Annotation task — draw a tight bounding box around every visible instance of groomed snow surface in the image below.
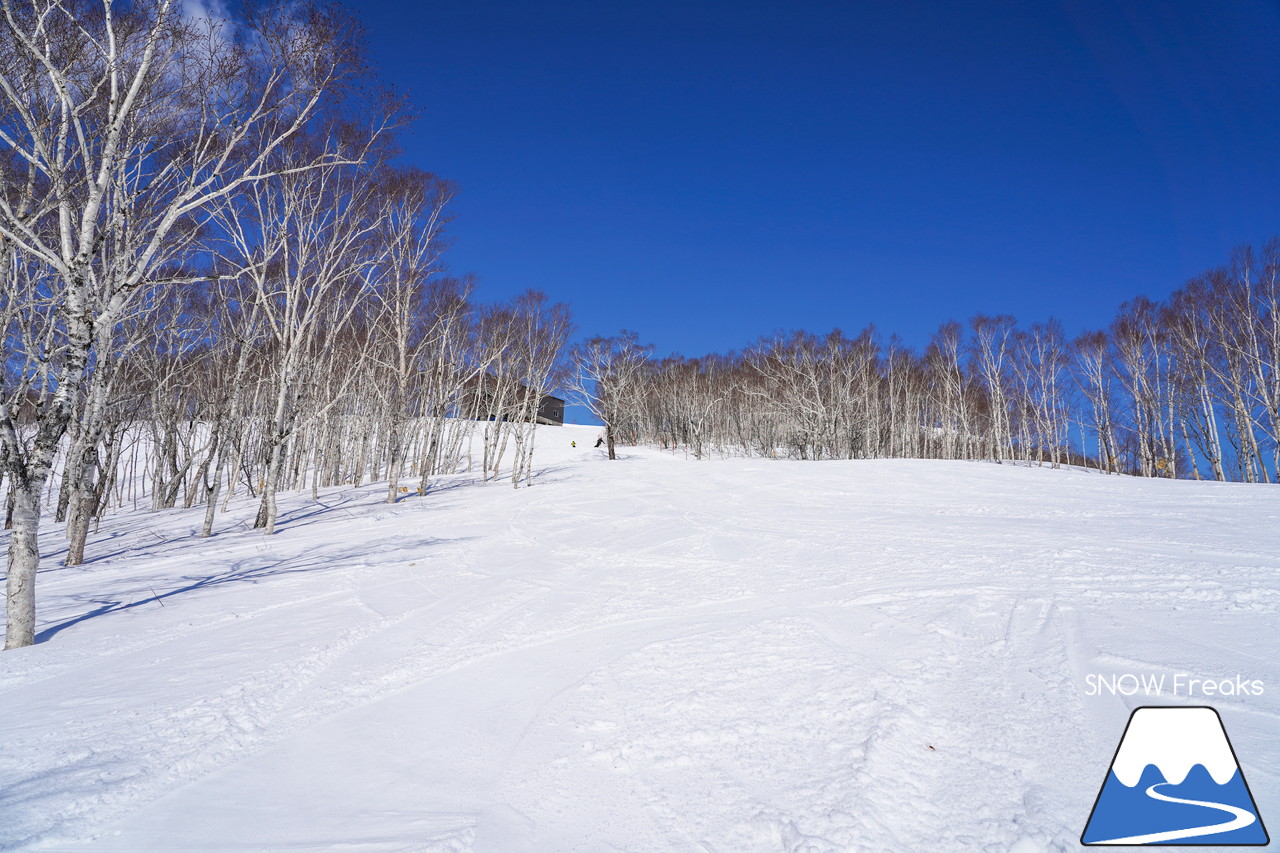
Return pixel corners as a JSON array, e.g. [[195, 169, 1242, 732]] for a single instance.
[[2, 424, 1278, 852]]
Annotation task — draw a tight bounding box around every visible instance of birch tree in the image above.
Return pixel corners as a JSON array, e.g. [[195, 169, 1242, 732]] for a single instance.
[[570, 332, 652, 460], [365, 168, 452, 503], [216, 143, 388, 534]]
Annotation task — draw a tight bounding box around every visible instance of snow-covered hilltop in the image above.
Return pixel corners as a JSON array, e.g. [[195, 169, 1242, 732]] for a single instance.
[[2, 428, 1278, 851]]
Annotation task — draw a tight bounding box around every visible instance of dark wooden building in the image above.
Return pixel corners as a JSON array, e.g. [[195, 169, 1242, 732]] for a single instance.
[[459, 374, 566, 425], [536, 395, 565, 426]]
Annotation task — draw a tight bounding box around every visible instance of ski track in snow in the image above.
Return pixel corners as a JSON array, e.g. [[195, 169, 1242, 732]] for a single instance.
[[1, 429, 1278, 852]]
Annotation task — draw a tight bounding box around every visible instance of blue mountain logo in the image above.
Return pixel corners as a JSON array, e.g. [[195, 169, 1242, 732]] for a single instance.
[[1082, 706, 1269, 845]]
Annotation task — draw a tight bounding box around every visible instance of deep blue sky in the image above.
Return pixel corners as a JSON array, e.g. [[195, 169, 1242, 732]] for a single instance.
[[349, 0, 1280, 359]]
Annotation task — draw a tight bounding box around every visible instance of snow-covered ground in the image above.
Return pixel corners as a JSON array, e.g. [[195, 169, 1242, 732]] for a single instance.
[[2, 424, 1278, 852]]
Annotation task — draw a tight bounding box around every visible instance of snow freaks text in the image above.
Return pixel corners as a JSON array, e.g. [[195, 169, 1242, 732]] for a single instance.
[[1084, 673, 1265, 698]]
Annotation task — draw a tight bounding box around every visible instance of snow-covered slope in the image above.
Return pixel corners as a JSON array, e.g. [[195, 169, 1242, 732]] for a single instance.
[[2, 429, 1278, 852]]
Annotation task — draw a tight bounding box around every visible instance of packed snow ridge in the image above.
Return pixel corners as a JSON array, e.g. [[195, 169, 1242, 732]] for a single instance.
[[2, 425, 1278, 852]]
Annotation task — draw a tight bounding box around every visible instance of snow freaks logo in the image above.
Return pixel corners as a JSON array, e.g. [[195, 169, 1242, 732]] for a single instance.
[[1081, 706, 1269, 846]]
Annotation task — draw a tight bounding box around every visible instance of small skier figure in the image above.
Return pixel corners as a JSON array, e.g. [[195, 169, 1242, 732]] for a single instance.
[[571, 440, 576, 448], [594, 434, 605, 448]]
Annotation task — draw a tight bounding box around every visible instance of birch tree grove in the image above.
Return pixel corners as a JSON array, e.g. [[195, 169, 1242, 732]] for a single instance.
[[584, 243, 1280, 484], [0, 0, 372, 648], [0, 0, 577, 650]]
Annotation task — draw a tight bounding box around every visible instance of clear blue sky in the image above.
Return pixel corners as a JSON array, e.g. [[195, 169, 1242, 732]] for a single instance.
[[349, 0, 1280, 358]]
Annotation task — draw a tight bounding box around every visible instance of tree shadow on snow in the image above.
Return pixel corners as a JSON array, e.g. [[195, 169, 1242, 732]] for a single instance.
[[32, 535, 470, 644]]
